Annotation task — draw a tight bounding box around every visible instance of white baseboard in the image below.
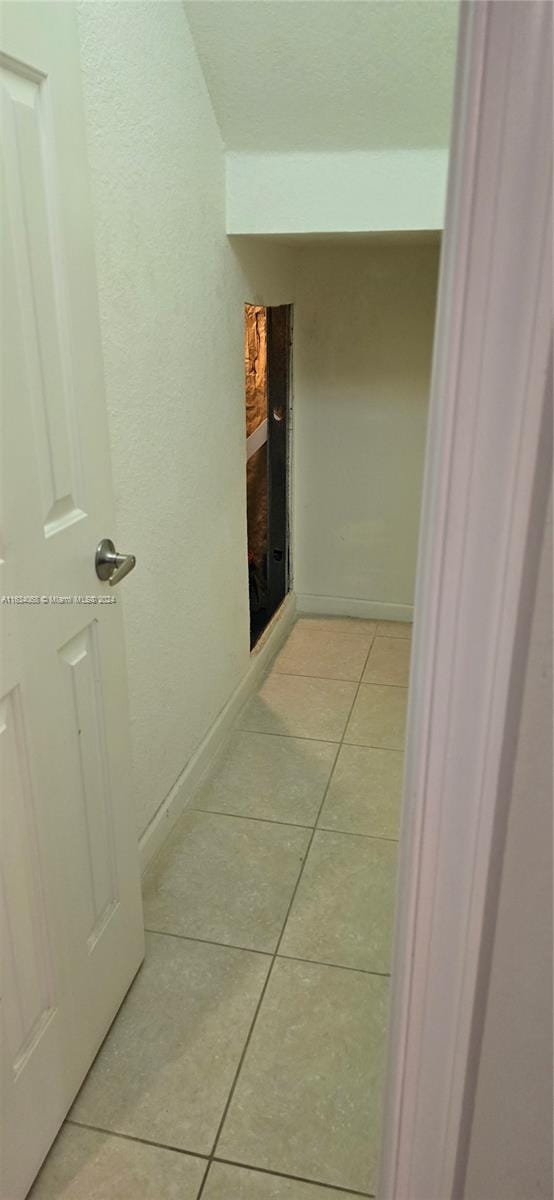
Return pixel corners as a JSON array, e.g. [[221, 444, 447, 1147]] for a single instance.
[[138, 592, 297, 873], [296, 593, 414, 623]]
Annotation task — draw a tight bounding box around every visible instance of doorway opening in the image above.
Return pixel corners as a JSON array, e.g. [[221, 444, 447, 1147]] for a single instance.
[[244, 303, 292, 649]]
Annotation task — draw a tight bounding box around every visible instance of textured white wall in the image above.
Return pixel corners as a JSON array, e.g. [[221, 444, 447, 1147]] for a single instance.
[[77, 1, 295, 837], [292, 241, 439, 615], [226, 150, 449, 236], [464, 494, 553, 1200]]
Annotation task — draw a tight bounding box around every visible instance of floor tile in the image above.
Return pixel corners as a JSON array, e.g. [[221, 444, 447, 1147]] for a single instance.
[[318, 744, 403, 839], [295, 616, 376, 645], [70, 933, 269, 1155], [344, 684, 407, 750], [194, 732, 337, 826], [29, 1125, 206, 1199], [363, 637, 411, 687], [280, 831, 397, 974], [238, 674, 357, 742], [143, 811, 309, 952], [375, 620, 412, 639], [217, 958, 388, 1194], [203, 1161, 358, 1198], [273, 626, 370, 682]]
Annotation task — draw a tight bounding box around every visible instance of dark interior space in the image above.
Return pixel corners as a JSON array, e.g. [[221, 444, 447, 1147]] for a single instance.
[[244, 303, 291, 648]]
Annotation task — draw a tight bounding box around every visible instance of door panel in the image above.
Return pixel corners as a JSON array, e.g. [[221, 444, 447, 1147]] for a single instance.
[[1, 6, 144, 1197], [1, 57, 85, 537], [59, 624, 119, 950], [1, 688, 56, 1071]]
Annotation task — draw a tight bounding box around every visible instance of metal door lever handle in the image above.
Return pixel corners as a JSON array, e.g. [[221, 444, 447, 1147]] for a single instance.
[[95, 538, 136, 586]]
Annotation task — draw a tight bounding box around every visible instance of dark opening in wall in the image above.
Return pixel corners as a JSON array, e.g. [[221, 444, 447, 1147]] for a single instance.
[[244, 303, 292, 649]]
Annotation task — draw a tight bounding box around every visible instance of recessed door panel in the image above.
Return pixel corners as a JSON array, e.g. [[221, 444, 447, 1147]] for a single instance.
[[0, 688, 56, 1076], [1, 58, 84, 538], [59, 624, 119, 950]]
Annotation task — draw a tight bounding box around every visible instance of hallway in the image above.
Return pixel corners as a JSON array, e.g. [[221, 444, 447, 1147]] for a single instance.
[[30, 615, 410, 1200]]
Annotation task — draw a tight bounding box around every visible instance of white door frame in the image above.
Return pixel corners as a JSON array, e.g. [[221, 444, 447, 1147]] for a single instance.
[[379, 3, 552, 1197]]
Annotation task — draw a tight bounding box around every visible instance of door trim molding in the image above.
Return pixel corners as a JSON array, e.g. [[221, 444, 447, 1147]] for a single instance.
[[380, 3, 553, 1197]]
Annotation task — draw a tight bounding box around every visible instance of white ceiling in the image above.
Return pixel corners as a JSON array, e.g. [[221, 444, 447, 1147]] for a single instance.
[[184, 0, 459, 154]]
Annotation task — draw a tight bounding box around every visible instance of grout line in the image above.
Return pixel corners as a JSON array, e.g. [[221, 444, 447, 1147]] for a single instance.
[[269, 671, 408, 692], [212, 1155, 374, 1196], [144, 929, 272, 958], [272, 670, 369, 684], [356, 681, 409, 691], [65, 1119, 375, 1197], [194, 749, 345, 1197], [144, 927, 391, 979], [195, 753, 344, 1197], [342, 740, 405, 751], [65, 1118, 209, 1162], [232, 729, 340, 745], [198, 1160, 211, 1197], [286, 630, 378, 647], [196, 638, 379, 1198], [233, 726, 405, 752], [315, 825, 400, 844], [191, 805, 400, 843], [303, 623, 377, 639], [64, 1120, 376, 1197], [253, 669, 408, 689], [190, 807, 315, 832], [276, 953, 391, 979], [192, 1000, 262, 1197], [236, 726, 343, 743]]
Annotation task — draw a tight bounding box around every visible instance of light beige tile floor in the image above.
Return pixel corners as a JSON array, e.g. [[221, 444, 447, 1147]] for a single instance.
[[29, 1125, 205, 1199], [318, 743, 403, 838], [294, 615, 377, 644], [34, 614, 411, 1199], [218, 958, 388, 1194], [69, 933, 269, 1154], [375, 620, 412, 639], [195, 731, 337, 826], [203, 1162, 357, 1198], [143, 810, 310, 951], [273, 624, 371, 681], [345, 682, 408, 750], [238, 672, 357, 741], [363, 636, 411, 687], [280, 830, 397, 973]]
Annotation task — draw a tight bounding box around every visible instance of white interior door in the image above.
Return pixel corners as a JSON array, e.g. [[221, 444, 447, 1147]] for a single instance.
[[1, 6, 145, 1197]]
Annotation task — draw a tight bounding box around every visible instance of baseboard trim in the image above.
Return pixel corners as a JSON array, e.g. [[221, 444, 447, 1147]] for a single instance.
[[138, 592, 297, 873], [295, 593, 414, 623]]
